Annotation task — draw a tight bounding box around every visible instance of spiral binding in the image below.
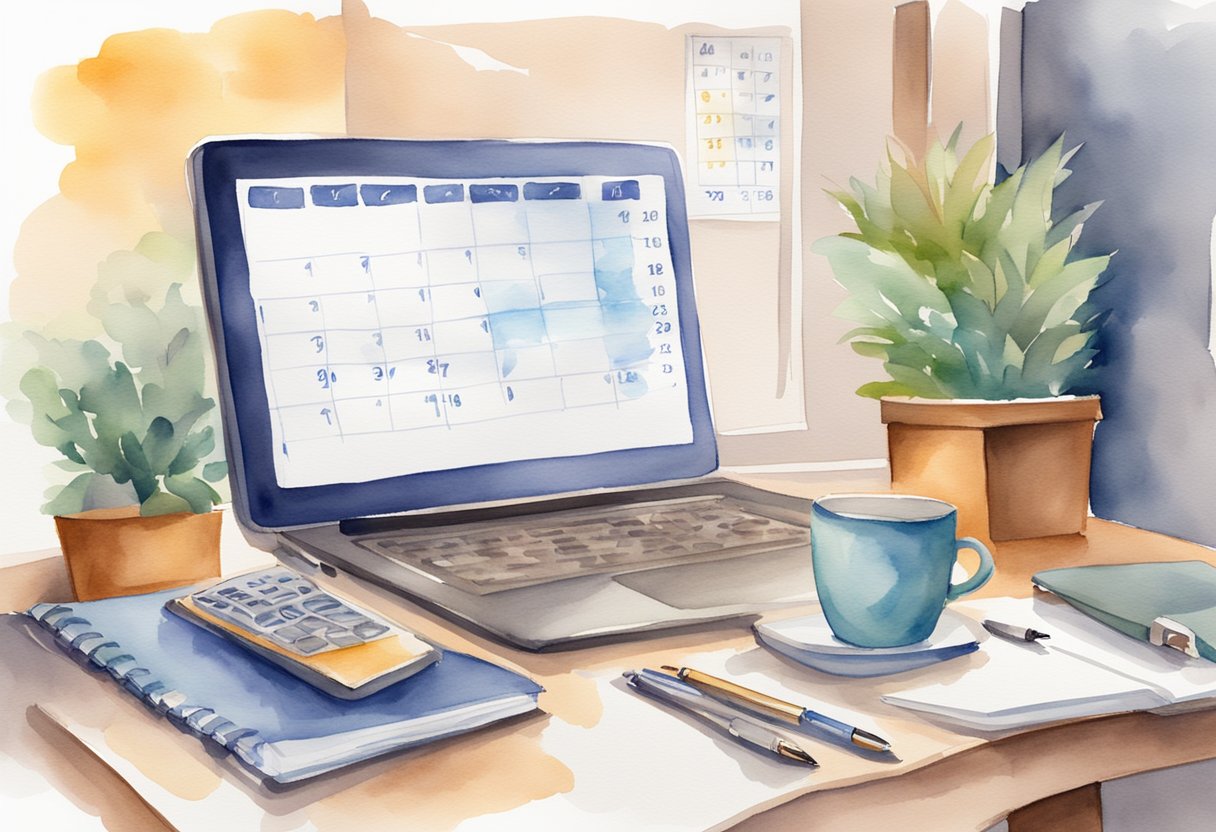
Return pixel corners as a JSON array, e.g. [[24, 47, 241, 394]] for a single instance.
[[26, 602, 268, 774]]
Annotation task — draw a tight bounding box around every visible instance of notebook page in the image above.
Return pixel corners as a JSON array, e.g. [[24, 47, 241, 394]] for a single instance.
[[980, 595, 1216, 704], [880, 596, 1188, 731], [236, 174, 693, 488]]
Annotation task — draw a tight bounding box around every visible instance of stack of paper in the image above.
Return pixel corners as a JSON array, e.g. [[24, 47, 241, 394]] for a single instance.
[[882, 595, 1216, 731]]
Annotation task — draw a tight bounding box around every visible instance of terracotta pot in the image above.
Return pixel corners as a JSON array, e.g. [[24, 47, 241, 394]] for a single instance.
[[881, 396, 1102, 542], [54, 506, 223, 601]]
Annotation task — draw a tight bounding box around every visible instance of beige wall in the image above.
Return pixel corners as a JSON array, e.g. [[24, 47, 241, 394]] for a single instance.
[[749, 0, 995, 468], [340, 0, 999, 467]]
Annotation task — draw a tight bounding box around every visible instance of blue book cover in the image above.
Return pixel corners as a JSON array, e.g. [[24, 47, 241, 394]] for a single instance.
[[25, 587, 543, 783]]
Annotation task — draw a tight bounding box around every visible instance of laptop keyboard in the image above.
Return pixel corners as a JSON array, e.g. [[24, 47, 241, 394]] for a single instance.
[[356, 495, 810, 595]]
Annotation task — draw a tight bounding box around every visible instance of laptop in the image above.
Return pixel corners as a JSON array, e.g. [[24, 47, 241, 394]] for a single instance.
[[189, 136, 814, 650]]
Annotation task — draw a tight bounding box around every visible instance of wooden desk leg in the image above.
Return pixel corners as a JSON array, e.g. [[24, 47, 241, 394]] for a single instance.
[[1007, 782, 1102, 832]]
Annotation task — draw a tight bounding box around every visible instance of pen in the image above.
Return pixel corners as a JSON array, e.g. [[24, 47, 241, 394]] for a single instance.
[[661, 665, 892, 753], [624, 669, 817, 766], [982, 619, 1051, 642]]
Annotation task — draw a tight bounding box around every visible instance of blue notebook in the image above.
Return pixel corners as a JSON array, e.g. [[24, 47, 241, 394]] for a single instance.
[[25, 588, 543, 783]]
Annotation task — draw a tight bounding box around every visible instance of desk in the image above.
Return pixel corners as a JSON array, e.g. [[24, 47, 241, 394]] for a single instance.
[[2, 472, 1215, 832]]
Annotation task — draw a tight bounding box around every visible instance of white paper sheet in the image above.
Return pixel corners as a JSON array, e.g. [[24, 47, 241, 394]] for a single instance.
[[882, 596, 1216, 731]]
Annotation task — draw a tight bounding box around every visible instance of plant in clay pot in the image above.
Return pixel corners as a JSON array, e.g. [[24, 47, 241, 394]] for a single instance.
[[813, 128, 1113, 541], [20, 284, 228, 599]]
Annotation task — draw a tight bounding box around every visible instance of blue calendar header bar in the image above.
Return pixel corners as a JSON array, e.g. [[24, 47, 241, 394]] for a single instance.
[[602, 180, 640, 201], [424, 184, 465, 204], [311, 184, 358, 207], [251, 178, 645, 211], [470, 184, 519, 203], [248, 186, 304, 209], [524, 182, 581, 200], [361, 184, 417, 206]]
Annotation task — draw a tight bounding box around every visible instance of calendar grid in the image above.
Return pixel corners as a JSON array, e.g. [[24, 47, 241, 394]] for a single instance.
[[238, 173, 693, 487]]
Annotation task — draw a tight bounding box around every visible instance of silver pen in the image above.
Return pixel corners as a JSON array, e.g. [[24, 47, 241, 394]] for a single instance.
[[982, 619, 1051, 642], [624, 669, 817, 766], [662, 665, 892, 753]]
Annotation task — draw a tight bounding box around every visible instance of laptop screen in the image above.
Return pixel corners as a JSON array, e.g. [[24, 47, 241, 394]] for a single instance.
[[191, 138, 716, 530]]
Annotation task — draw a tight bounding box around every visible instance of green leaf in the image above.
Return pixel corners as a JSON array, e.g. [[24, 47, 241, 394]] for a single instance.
[[141, 416, 178, 473], [851, 341, 893, 359], [168, 426, 216, 476], [164, 474, 221, 514], [57, 442, 86, 466], [856, 380, 920, 399], [1045, 201, 1102, 251], [140, 490, 193, 517], [1010, 255, 1110, 349], [943, 134, 993, 231], [119, 430, 152, 473], [202, 460, 228, 483], [41, 473, 97, 516]]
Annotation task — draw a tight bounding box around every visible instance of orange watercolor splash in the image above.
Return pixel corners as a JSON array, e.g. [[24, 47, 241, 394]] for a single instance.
[[11, 10, 347, 338]]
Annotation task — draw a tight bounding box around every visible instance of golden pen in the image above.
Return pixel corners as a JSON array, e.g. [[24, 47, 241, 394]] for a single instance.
[[661, 665, 892, 753]]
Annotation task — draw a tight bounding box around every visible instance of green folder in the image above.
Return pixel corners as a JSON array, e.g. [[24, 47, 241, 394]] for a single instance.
[[1032, 561, 1216, 663]]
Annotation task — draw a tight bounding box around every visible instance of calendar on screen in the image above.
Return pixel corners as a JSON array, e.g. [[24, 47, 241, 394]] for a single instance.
[[236, 172, 694, 489]]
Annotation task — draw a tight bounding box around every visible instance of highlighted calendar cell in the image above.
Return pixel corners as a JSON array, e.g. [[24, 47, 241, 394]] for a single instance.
[[477, 287, 531, 314], [539, 272, 598, 304]]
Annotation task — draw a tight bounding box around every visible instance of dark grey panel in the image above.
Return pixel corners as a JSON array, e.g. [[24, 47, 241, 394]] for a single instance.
[[1020, 0, 1216, 544]]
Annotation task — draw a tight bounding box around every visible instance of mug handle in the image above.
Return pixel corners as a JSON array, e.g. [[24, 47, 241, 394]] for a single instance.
[[946, 537, 995, 602]]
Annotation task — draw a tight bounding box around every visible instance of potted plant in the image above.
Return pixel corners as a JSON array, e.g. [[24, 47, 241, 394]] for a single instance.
[[20, 284, 228, 600], [813, 129, 1111, 541]]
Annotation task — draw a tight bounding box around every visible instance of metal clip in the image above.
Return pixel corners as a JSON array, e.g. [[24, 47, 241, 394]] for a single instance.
[[1149, 616, 1200, 658]]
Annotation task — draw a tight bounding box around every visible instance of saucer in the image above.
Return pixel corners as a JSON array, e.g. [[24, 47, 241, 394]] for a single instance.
[[754, 609, 981, 677]]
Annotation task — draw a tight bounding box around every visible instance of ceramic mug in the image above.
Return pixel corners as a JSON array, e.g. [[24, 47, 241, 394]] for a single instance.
[[811, 493, 994, 648]]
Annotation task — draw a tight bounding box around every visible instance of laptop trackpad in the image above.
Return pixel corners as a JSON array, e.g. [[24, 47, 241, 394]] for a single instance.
[[612, 547, 814, 609]]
